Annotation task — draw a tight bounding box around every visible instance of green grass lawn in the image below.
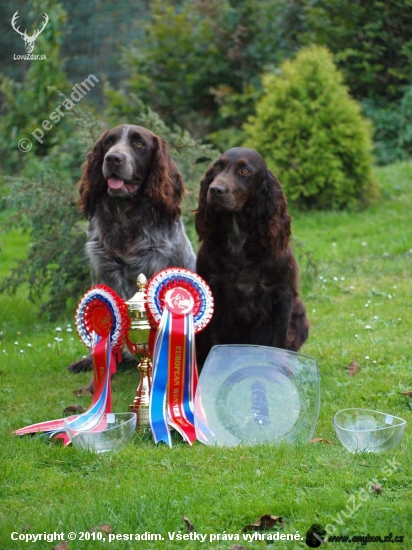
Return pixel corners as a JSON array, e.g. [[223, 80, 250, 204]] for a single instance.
[[1, 162, 411, 549]]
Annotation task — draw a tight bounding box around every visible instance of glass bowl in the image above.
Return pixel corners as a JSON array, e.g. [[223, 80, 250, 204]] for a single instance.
[[64, 412, 137, 453], [194, 345, 320, 446], [334, 408, 406, 453]]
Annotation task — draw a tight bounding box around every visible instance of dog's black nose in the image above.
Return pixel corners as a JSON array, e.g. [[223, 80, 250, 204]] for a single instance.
[[105, 153, 123, 166], [209, 184, 225, 196]]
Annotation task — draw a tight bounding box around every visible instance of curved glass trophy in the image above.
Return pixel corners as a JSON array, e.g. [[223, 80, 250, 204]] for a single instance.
[[194, 345, 320, 446]]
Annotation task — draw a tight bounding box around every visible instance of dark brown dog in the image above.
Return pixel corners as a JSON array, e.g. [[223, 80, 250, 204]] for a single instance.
[[195, 147, 309, 367]]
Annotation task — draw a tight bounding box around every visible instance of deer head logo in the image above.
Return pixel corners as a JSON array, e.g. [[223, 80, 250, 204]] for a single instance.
[[11, 11, 49, 54]]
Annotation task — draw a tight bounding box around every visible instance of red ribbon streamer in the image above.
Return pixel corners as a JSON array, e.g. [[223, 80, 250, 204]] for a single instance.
[[166, 311, 197, 444]]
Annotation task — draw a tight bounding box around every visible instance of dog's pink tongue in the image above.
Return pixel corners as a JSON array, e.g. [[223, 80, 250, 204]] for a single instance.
[[107, 177, 124, 189]]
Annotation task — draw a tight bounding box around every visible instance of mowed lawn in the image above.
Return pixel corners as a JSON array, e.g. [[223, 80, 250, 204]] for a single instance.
[[0, 161, 411, 549]]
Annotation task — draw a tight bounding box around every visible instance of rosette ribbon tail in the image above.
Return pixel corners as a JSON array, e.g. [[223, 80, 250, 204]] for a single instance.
[[12, 333, 113, 440], [166, 309, 197, 445], [149, 311, 173, 446], [149, 307, 198, 446], [145, 268, 214, 447]]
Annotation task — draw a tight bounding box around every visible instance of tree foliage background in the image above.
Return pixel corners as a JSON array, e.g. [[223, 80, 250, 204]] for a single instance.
[[1, 0, 411, 317]]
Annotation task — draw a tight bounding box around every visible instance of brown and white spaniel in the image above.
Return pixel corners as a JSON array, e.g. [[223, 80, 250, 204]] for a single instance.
[[68, 124, 196, 373]]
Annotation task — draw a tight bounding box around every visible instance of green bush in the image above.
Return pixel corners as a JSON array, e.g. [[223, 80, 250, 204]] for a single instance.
[[244, 45, 378, 210]]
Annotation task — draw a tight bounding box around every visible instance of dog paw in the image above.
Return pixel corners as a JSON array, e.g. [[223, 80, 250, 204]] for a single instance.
[[67, 357, 92, 373]]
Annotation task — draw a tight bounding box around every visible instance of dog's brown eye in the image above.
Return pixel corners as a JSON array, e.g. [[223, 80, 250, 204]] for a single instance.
[[240, 168, 250, 175], [213, 164, 220, 171], [105, 137, 114, 146], [134, 141, 144, 148]]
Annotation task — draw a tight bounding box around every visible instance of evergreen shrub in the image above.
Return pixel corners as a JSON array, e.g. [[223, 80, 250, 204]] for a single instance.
[[245, 45, 378, 210]]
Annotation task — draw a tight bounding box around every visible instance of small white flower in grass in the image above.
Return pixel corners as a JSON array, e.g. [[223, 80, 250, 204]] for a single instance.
[[14, 341, 18, 345], [374, 316, 378, 319], [312, 309, 316, 313], [365, 303, 369, 307], [393, 285, 397, 289], [365, 325, 372, 329], [66, 327, 73, 333], [27, 343, 32, 348], [70, 337, 74, 342], [341, 277, 345, 281], [20, 350, 24, 354], [351, 313, 355, 317], [47, 343, 52, 348], [388, 294, 393, 299], [2, 350, 7, 354], [350, 285, 354, 290], [333, 276, 338, 281], [398, 318, 402, 321], [361, 242, 368, 247], [373, 360, 377, 364], [355, 334, 359, 338], [55, 327, 62, 332], [332, 242, 337, 247], [365, 356, 370, 360]]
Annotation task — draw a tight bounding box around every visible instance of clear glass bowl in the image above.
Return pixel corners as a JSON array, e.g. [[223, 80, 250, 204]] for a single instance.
[[64, 412, 137, 453], [334, 408, 406, 453], [194, 345, 320, 446]]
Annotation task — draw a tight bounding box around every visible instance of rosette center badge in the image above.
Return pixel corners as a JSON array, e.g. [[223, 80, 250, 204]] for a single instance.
[[165, 287, 194, 315]]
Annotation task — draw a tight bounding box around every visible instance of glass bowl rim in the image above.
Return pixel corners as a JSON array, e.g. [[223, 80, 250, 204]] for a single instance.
[[334, 408, 406, 433], [64, 412, 137, 435], [209, 343, 319, 363]]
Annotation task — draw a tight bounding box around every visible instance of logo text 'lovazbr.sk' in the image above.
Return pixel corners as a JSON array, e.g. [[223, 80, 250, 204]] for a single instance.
[[11, 10, 48, 59]]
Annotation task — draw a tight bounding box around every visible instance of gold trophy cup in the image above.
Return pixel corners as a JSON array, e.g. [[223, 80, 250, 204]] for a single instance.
[[126, 274, 152, 432]]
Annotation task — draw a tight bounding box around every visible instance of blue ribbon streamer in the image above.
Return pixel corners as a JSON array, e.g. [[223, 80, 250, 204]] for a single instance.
[[149, 310, 172, 446]]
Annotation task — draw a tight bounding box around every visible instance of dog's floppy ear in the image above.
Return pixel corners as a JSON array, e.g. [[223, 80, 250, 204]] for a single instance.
[[144, 137, 184, 220], [78, 131, 108, 218], [252, 168, 291, 255], [194, 165, 218, 241]]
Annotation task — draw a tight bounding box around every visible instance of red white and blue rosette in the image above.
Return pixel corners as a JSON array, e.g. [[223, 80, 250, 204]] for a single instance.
[[145, 268, 213, 446], [14, 285, 130, 443], [72, 284, 130, 414], [75, 284, 130, 355]]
